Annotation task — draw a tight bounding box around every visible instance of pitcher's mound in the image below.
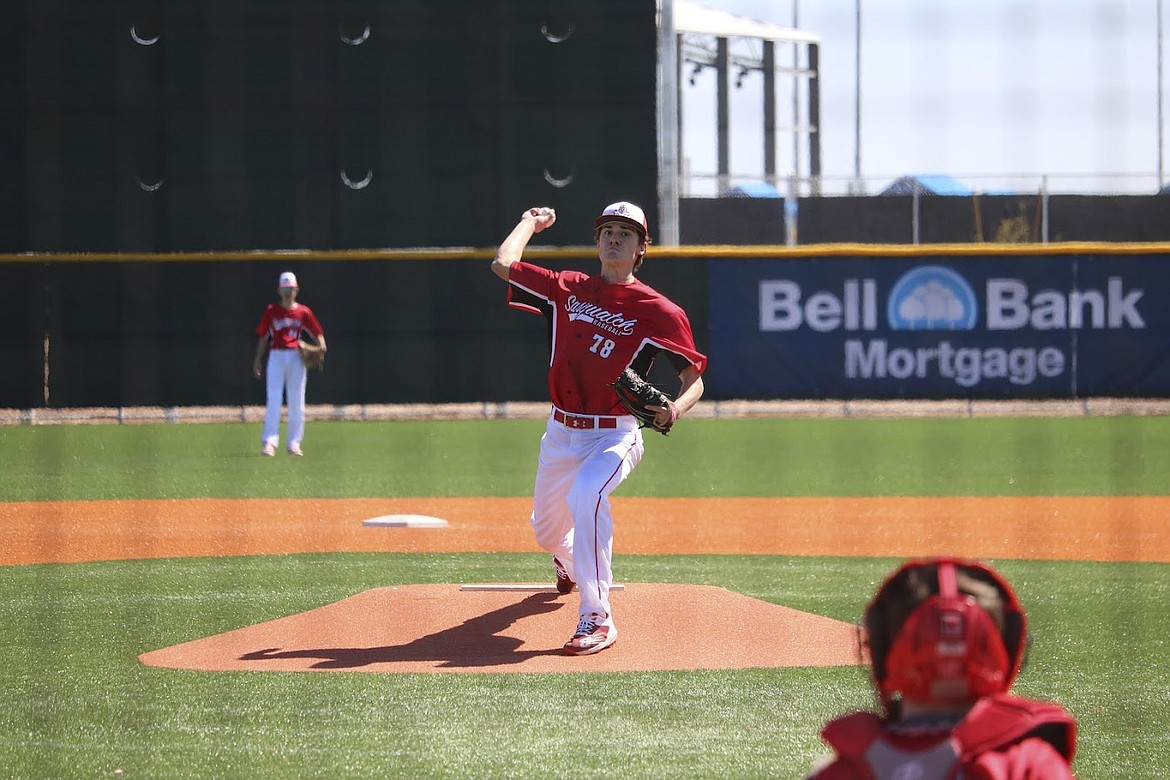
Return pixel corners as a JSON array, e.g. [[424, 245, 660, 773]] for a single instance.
[[139, 583, 862, 674]]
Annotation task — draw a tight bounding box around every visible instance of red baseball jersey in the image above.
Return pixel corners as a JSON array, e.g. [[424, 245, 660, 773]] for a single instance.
[[811, 694, 1076, 779], [506, 261, 706, 415], [255, 303, 324, 349]]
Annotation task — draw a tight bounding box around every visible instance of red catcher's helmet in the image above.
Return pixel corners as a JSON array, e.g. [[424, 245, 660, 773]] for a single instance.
[[864, 558, 1028, 710]]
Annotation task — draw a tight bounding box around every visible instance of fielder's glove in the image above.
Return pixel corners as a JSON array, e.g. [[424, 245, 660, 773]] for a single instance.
[[299, 341, 326, 371], [611, 368, 676, 435]]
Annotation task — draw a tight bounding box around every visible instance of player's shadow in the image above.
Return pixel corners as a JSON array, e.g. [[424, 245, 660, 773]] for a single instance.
[[239, 591, 567, 669]]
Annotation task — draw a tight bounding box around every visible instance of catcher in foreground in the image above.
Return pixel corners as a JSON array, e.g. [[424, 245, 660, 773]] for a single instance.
[[805, 557, 1077, 779], [492, 201, 706, 657]]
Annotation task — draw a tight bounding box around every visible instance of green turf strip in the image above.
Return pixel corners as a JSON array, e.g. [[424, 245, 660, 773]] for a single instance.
[[2, 415, 1169, 500]]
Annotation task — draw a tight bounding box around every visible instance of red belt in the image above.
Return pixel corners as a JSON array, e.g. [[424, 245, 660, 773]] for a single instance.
[[554, 410, 618, 430]]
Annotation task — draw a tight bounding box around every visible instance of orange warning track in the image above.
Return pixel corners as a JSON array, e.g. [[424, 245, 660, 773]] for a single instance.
[[3, 496, 1167, 566]]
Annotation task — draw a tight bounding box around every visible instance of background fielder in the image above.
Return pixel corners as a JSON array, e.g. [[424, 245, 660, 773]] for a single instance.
[[492, 202, 707, 656], [253, 271, 326, 457]]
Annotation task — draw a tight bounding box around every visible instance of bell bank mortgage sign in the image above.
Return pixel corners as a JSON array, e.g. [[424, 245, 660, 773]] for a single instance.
[[707, 255, 1170, 399]]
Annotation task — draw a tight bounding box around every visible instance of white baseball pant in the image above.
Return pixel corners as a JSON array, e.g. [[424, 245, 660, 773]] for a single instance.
[[262, 348, 307, 448], [529, 411, 644, 620]]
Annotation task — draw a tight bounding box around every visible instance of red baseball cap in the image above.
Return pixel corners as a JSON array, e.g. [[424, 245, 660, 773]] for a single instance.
[[594, 201, 648, 238]]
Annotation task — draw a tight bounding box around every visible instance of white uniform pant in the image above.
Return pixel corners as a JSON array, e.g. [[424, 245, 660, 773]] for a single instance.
[[262, 348, 307, 448], [530, 413, 643, 620]]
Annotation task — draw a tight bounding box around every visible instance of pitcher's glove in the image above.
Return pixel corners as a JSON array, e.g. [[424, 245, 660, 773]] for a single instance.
[[299, 341, 326, 371], [611, 368, 677, 435]]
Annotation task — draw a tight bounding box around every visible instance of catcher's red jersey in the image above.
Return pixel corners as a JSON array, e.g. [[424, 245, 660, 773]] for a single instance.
[[506, 262, 706, 415], [810, 694, 1076, 779], [255, 303, 323, 350]]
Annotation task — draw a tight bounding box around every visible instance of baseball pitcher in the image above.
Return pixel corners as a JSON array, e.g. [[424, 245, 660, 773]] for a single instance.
[[492, 202, 707, 655]]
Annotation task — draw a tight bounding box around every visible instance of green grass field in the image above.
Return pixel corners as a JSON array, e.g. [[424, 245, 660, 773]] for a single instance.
[[2, 416, 1169, 778]]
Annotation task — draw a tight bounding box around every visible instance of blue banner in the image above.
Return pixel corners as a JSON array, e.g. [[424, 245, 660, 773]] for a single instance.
[[707, 254, 1170, 399]]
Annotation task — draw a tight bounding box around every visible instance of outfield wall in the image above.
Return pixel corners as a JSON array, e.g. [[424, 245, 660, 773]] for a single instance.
[[1, 243, 1168, 408]]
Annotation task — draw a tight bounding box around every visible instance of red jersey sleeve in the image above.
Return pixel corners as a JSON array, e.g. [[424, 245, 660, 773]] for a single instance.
[[966, 738, 1076, 779], [505, 261, 558, 314], [633, 302, 706, 376], [298, 306, 324, 338], [255, 305, 276, 337]]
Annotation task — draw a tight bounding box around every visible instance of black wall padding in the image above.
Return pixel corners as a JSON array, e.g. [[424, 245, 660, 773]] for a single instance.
[[30, 256, 711, 407], [6, 0, 658, 253]]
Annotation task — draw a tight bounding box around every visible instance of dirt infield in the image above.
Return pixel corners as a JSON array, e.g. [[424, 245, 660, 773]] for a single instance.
[[4, 496, 1167, 566], [138, 583, 863, 675], [5, 496, 1163, 675]]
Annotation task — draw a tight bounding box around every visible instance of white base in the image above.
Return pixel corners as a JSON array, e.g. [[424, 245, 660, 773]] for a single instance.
[[362, 515, 449, 528]]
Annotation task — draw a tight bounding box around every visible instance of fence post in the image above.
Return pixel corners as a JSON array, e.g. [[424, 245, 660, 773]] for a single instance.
[[1041, 176, 1050, 243], [912, 186, 921, 245]]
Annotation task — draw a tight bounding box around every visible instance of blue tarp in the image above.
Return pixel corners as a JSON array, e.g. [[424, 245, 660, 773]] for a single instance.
[[880, 175, 972, 196], [727, 181, 782, 198]]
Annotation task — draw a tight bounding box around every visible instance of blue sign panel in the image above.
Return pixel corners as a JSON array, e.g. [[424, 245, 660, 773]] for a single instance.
[[707, 254, 1170, 399]]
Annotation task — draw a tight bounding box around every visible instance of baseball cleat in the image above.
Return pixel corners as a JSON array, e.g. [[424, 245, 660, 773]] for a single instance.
[[563, 612, 617, 656], [261, 443, 276, 457], [553, 556, 575, 594], [287, 443, 303, 456]]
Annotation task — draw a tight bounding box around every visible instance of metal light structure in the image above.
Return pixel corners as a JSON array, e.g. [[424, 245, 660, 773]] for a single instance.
[[657, 0, 681, 246], [853, 0, 863, 194], [658, 0, 822, 244], [1158, 0, 1165, 189]]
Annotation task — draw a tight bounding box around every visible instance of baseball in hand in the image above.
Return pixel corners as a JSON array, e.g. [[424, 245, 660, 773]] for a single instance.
[[529, 207, 556, 232]]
